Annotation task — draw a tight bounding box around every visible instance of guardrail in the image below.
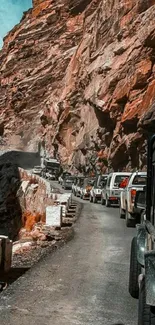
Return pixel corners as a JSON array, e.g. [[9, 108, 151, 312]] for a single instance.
[[0, 195, 77, 279]]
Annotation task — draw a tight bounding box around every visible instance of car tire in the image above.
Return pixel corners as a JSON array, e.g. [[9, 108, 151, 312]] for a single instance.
[[129, 237, 141, 299], [93, 195, 97, 203], [120, 204, 125, 219], [90, 195, 93, 203], [125, 206, 135, 227], [105, 196, 110, 207], [138, 278, 155, 325], [101, 197, 105, 205]]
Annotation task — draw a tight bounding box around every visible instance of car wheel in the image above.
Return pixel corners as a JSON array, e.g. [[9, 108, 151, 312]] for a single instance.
[[90, 195, 93, 203], [105, 196, 110, 207], [120, 204, 125, 219], [93, 195, 97, 203], [138, 278, 155, 325], [101, 197, 105, 205], [129, 237, 141, 298], [125, 206, 135, 227]]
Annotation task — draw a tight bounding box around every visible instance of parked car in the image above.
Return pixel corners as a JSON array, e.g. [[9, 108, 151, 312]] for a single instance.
[[128, 135, 155, 324], [119, 171, 147, 227], [72, 177, 78, 194], [101, 172, 131, 207], [62, 175, 75, 190], [74, 177, 85, 197], [32, 166, 42, 176], [80, 178, 95, 200], [90, 174, 108, 203], [58, 172, 71, 185]]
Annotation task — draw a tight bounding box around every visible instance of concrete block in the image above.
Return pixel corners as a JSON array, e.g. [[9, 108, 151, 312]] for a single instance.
[[61, 205, 67, 217], [55, 194, 72, 217], [59, 194, 72, 207], [46, 206, 62, 227]]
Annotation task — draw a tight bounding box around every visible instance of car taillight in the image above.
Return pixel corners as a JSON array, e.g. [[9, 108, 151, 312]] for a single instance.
[[131, 189, 136, 203]]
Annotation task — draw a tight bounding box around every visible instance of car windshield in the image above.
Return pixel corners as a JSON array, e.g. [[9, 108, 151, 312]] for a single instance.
[[64, 173, 71, 178], [85, 179, 94, 186], [66, 176, 75, 181], [99, 177, 108, 188], [78, 178, 84, 186], [98, 182, 105, 188], [114, 175, 130, 188], [132, 175, 147, 185]]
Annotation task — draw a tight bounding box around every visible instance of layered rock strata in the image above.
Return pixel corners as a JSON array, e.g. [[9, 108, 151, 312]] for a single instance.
[[0, 0, 155, 172]]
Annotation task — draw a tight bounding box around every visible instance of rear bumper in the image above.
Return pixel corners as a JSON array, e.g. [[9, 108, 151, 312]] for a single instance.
[[109, 197, 120, 204], [94, 194, 101, 199], [83, 193, 90, 198]]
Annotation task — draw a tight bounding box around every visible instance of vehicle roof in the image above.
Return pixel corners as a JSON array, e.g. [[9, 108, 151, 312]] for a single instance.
[[108, 172, 131, 176], [132, 171, 147, 175]]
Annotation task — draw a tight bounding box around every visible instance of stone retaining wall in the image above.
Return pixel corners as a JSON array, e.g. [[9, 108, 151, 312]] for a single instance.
[[18, 168, 54, 215]]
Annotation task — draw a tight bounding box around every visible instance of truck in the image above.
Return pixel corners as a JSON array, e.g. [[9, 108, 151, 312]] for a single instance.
[[42, 158, 61, 180], [128, 135, 155, 325], [119, 171, 147, 227], [101, 172, 131, 207]]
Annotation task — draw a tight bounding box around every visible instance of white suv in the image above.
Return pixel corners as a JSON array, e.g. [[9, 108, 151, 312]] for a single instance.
[[120, 171, 147, 227], [101, 172, 131, 207], [90, 175, 108, 203]]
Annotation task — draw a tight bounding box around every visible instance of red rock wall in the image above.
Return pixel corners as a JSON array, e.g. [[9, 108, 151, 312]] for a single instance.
[[0, 0, 155, 171]]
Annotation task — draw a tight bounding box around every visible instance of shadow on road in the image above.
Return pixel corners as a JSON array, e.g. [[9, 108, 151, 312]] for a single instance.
[[0, 267, 30, 287]]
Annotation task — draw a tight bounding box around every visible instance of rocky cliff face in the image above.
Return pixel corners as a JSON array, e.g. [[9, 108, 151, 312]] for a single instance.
[[0, 0, 155, 172]]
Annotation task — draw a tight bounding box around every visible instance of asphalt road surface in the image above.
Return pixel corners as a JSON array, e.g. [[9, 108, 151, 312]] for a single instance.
[[0, 197, 137, 325]]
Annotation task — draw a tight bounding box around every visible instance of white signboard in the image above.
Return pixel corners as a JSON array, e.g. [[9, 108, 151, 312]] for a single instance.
[[46, 206, 62, 227]]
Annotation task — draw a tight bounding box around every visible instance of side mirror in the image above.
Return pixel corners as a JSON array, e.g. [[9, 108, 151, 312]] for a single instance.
[[134, 190, 146, 209]]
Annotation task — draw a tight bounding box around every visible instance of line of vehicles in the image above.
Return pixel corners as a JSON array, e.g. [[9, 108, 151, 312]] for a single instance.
[[59, 160, 155, 325], [58, 170, 147, 229], [32, 139, 155, 324]]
